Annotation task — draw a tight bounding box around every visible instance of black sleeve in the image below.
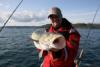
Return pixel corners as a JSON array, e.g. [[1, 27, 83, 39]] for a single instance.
[[62, 18, 73, 30], [58, 31, 70, 40]]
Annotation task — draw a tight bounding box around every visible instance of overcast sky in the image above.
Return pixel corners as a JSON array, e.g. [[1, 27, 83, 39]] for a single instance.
[[0, 0, 100, 26]]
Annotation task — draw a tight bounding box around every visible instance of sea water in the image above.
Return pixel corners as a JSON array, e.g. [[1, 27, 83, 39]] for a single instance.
[[0, 27, 100, 67]]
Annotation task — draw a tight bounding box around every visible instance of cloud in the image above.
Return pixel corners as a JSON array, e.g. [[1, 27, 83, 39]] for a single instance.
[[11, 10, 47, 22], [0, 17, 6, 24], [0, 10, 48, 23], [11, 11, 34, 22], [0, 9, 99, 26], [0, 10, 49, 26], [0, 11, 9, 23]]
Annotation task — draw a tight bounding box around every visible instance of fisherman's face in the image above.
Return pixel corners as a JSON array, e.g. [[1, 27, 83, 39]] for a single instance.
[[49, 15, 62, 29]]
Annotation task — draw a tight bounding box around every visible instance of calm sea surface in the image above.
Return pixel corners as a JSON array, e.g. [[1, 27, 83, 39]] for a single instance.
[[0, 27, 100, 67]]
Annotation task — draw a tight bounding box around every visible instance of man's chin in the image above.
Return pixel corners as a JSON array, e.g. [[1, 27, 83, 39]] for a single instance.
[[52, 23, 61, 30]]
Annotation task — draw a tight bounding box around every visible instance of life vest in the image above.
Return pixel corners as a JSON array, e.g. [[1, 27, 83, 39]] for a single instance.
[[42, 18, 80, 67]]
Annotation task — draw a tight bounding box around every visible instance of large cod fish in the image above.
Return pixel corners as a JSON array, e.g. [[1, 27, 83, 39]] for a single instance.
[[31, 32, 66, 50], [31, 31, 67, 58]]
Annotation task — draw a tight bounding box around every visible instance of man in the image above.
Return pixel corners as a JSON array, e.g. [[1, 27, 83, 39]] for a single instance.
[[41, 7, 80, 67]]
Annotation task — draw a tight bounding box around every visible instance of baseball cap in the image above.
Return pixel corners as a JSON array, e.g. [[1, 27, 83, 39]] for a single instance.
[[48, 7, 63, 18]]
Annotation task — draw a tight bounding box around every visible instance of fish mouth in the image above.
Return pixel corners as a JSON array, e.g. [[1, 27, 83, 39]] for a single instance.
[[52, 37, 66, 49]]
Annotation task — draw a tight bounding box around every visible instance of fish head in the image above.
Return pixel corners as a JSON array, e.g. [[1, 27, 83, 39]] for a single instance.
[[39, 33, 66, 51], [31, 32, 66, 51]]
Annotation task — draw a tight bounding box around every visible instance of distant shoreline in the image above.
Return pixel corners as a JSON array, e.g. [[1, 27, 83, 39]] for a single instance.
[[0, 23, 100, 29], [42, 23, 100, 29]]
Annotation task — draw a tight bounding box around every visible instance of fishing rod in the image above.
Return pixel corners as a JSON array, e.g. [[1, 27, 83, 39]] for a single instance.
[[0, 0, 23, 33], [75, 5, 100, 67], [86, 5, 100, 42], [74, 49, 84, 67]]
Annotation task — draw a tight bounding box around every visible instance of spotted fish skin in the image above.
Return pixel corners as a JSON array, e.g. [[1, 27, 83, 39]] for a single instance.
[[31, 32, 66, 50]]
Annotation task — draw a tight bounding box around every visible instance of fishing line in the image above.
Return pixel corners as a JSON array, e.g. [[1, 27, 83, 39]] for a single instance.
[[0, 0, 23, 33], [86, 5, 100, 43]]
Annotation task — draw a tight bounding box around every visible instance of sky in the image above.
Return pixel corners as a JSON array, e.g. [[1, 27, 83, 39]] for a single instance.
[[0, 0, 100, 26]]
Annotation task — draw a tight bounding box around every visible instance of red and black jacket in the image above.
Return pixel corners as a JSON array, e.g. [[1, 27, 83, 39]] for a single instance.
[[41, 18, 80, 67]]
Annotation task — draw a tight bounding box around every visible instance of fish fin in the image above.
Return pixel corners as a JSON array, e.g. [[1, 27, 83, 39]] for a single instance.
[[33, 41, 41, 49], [39, 50, 43, 59]]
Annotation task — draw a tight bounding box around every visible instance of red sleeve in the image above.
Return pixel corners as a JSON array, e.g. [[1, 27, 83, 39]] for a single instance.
[[68, 32, 80, 48], [66, 31, 80, 60]]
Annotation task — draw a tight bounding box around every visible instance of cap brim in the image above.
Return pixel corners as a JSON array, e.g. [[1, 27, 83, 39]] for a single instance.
[[48, 14, 58, 18]]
